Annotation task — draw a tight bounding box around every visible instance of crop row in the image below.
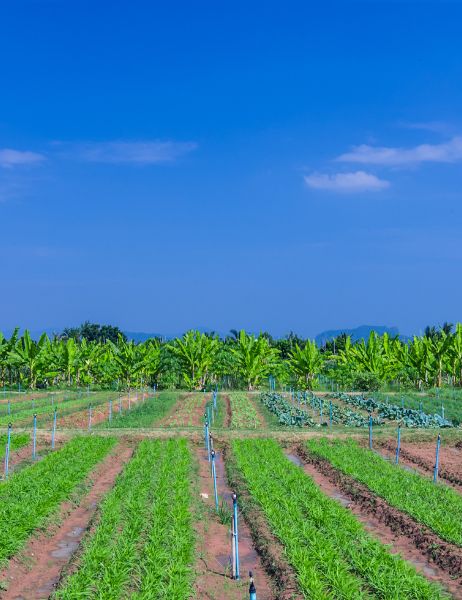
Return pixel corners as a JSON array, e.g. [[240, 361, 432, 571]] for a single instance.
[[260, 392, 315, 426], [0, 432, 30, 460], [55, 439, 194, 599], [0, 435, 115, 564], [0, 391, 114, 428], [331, 392, 453, 428], [97, 392, 178, 429], [307, 438, 462, 546], [231, 439, 441, 598], [230, 393, 260, 429], [309, 394, 382, 428]]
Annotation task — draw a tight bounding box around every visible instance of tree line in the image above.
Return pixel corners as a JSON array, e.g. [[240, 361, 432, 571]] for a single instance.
[[1, 323, 461, 391]]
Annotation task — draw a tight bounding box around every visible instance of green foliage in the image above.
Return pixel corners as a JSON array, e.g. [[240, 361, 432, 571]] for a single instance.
[[231, 330, 280, 390], [0, 433, 30, 459], [62, 321, 127, 344], [308, 438, 462, 546], [168, 331, 219, 390], [288, 340, 323, 390], [97, 392, 179, 429], [0, 436, 115, 564], [332, 392, 453, 428], [229, 392, 260, 428], [55, 439, 194, 599], [232, 439, 442, 598], [260, 392, 315, 426]]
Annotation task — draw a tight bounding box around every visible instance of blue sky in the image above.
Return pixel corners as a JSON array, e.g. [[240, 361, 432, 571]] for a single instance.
[[1, 0, 461, 337]]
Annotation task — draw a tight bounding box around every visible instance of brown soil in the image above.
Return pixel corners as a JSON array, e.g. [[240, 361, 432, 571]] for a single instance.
[[56, 394, 138, 429], [160, 393, 208, 428], [2, 440, 64, 478], [295, 445, 462, 597], [0, 442, 133, 600], [376, 439, 462, 491], [193, 444, 275, 600]]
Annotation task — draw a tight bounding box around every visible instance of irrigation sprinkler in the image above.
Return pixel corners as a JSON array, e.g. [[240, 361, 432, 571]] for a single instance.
[[329, 400, 333, 427], [51, 408, 57, 450], [33, 413, 37, 460], [204, 419, 208, 450], [395, 426, 401, 464], [232, 493, 240, 580], [320, 402, 323, 425], [441, 404, 445, 420], [109, 399, 113, 423], [249, 571, 257, 600], [88, 404, 93, 431], [368, 415, 373, 450], [7, 398, 10, 416], [433, 434, 441, 483], [211, 449, 219, 511], [4, 423, 12, 479]]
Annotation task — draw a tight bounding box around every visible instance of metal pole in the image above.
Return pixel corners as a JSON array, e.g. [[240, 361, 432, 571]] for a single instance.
[[33, 413, 37, 460], [369, 415, 373, 450], [211, 450, 219, 511], [395, 426, 401, 464], [4, 422, 12, 479], [206, 422, 210, 462], [109, 399, 113, 423], [232, 493, 240, 580], [433, 434, 441, 483], [329, 400, 333, 427], [88, 404, 92, 431], [51, 408, 57, 449], [119, 395, 122, 414]]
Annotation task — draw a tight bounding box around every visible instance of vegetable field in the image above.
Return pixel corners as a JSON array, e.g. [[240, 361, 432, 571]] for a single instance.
[[0, 389, 461, 599]]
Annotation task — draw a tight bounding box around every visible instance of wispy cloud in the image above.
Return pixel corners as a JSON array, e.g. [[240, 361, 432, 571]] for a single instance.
[[304, 171, 390, 193], [55, 140, 197, 165], [399, 121, 451, 134], [337, 136, 462, 166], [0, 149, 46, 169]]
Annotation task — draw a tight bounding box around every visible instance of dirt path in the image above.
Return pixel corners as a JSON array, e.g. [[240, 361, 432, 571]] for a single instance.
[[0, 442, 134, 600], [193, 444, 274, 600], [293, 445, 462, 598]]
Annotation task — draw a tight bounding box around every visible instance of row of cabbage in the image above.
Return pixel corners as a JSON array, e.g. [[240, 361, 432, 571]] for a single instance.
[[260, 392, 379, 428], [331, 392, 453, 428]]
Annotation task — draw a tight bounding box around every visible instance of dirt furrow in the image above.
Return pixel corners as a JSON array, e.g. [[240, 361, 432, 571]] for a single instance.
[[0, 442, 134, 600], [294, 444, 462, 598], [193, 444, 275, 600], [377, 439, 462, 491]]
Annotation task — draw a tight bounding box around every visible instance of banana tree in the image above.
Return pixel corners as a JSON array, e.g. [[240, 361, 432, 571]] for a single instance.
[[107, 335, 143, 390], [168, 331, 218, 390], [9, 330, 48, 389], [231, 330, 280, 390], [288, 341, 323, 390]]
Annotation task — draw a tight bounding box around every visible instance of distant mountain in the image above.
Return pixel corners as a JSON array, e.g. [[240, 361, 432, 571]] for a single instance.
[[315, 325, 409, 346]]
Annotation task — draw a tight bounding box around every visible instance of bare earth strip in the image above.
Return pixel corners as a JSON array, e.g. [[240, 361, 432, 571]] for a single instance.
[[193, 444, 274, 600], [0, 442, 134, 600]]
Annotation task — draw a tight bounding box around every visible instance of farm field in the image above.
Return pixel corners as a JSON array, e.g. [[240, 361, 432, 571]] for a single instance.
[[1, 389, 462, 598]]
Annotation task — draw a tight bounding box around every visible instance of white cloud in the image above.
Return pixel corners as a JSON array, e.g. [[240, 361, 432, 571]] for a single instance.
[[0, 149, 46, 169], [304, 171, 390, 193], [57, 140, 198, 165], [337, 136, 462, 166]]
